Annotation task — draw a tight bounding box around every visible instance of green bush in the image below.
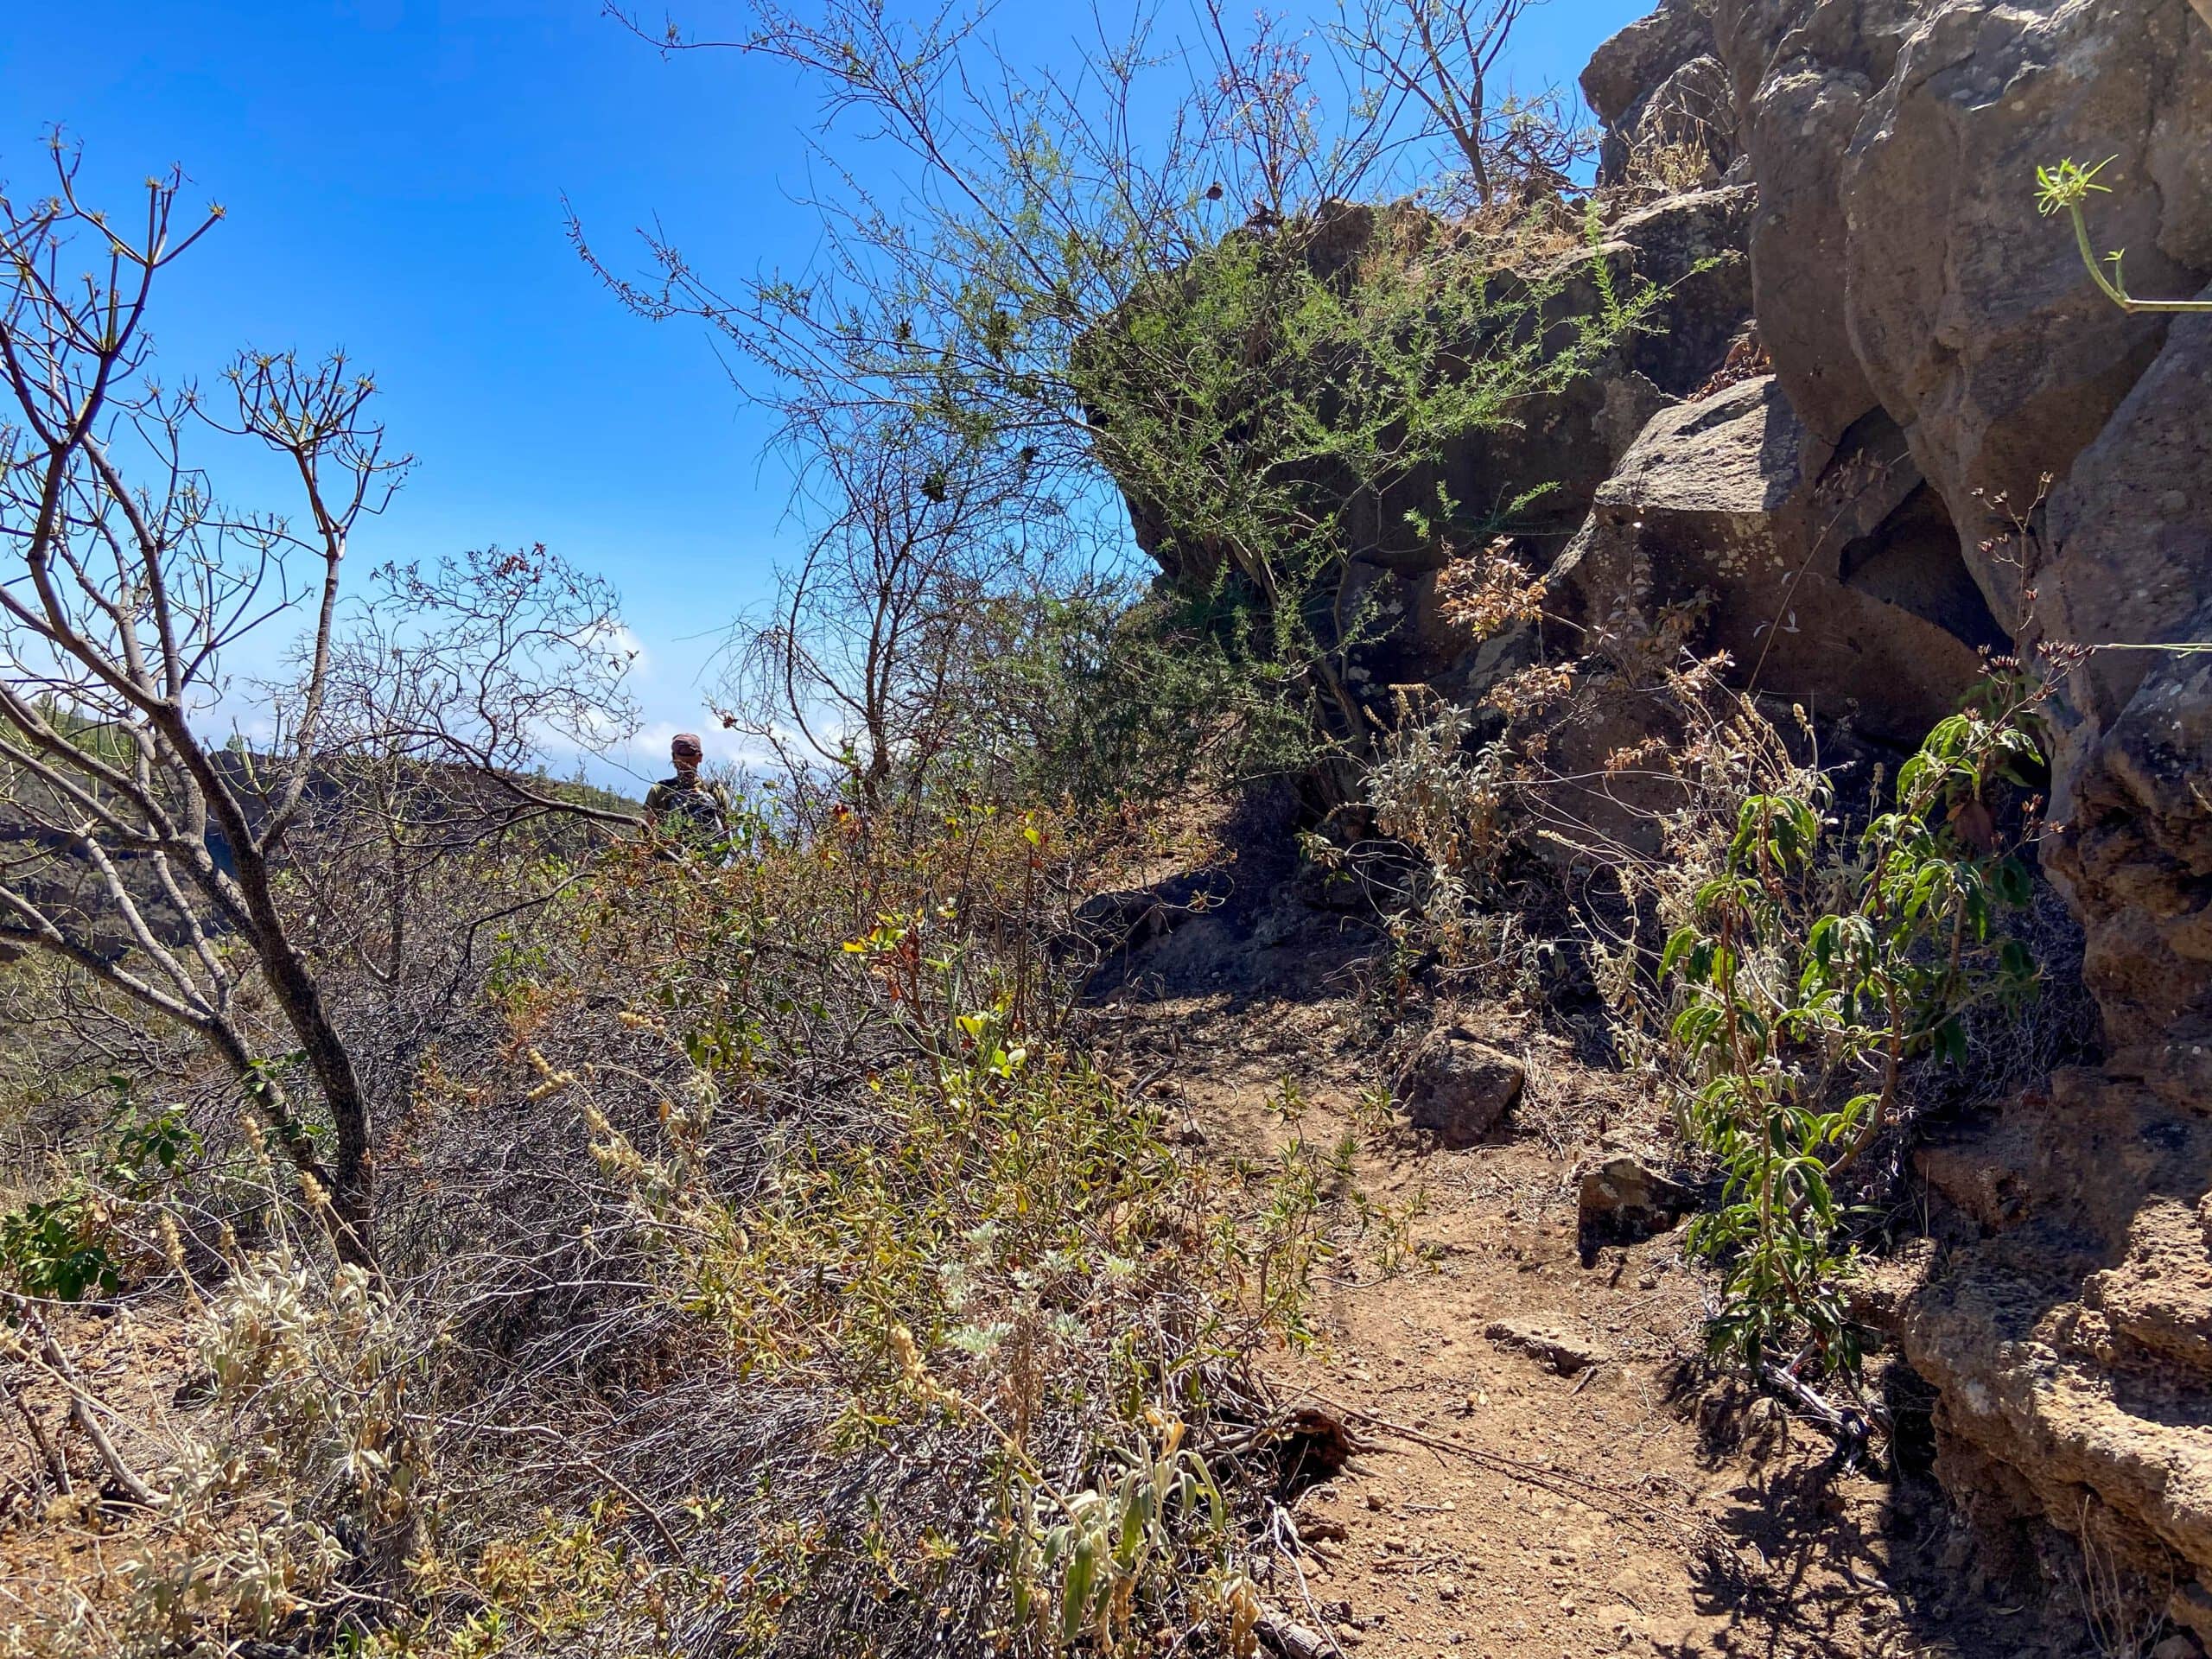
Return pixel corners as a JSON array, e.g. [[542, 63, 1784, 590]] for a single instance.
[[1072, 206, 1651, 787], [1, 1101, 199, 1306], [1662, 680, 2044, 1376]]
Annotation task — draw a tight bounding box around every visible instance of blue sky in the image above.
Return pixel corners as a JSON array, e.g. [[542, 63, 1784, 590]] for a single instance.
[[0, 0, 1649, 788]]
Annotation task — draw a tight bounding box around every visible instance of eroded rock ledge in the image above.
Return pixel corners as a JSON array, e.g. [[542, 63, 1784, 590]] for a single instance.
[[1587, 0, 2212, 1626]]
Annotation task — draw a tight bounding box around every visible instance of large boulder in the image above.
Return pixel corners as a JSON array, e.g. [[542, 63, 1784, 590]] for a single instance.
[[1711, 0, 2212, 629], [1583, 0, 1712, 132], [1708, 0, 1928, 448], [1840, 0, 2212, 631], [1584, 0, 1734, 184], [1671, 0, 2212, 1611]]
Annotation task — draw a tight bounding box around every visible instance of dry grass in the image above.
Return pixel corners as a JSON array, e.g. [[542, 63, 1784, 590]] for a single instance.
[[1, 792, 1338, 1658]]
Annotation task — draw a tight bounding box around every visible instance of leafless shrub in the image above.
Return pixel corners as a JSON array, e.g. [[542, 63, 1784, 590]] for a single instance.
[[0, 146, 640, 1270], [1332, 0, 1597, 208], [717, 407, 1116, 820]]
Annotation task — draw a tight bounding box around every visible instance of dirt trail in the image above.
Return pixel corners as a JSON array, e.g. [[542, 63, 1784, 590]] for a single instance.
[[1088, 831, 2099, 1659]]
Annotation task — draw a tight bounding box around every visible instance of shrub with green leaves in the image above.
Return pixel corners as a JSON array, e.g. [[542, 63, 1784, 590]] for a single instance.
[[1662, 681, 2044, 1376], [1, 1099, 199, 1306], [359, 781, 1341, 1659], [0, 1191, 123, 1303], [1073, 205, 1653, 787]]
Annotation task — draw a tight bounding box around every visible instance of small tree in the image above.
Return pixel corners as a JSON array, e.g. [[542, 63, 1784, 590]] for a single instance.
[[1332, 0, 1591, 207], [277, 544, 638, 1065], [718, 406, 1108, 815], [0, 145, 635, 1265]]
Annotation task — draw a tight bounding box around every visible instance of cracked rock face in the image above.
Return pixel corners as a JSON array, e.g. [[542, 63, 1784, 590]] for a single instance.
[[1586, 0, 2212, 1614], [1551, 373, 1994, 745]]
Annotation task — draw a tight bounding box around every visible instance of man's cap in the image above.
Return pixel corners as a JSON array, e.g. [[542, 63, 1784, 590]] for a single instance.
[[671, 732, 704, 758]]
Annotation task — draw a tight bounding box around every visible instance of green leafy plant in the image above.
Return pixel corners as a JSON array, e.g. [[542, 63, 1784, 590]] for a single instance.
[[1009, 1414, 1234, 1652], [0, 1100, 200, 1306], [0, 1192, 122, 1303], [1662, 681, 2044, 1376], [2036, 156, 2212, 315]]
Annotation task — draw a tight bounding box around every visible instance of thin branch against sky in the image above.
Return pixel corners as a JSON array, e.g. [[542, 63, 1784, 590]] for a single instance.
[[0, 0, 1648, 786]]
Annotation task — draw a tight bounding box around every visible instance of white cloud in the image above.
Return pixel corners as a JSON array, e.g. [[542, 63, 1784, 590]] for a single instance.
[[575, 620, 651, 680]]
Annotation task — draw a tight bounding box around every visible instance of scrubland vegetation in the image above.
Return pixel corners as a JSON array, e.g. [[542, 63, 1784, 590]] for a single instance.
[[0, 1, 2115, 1655]]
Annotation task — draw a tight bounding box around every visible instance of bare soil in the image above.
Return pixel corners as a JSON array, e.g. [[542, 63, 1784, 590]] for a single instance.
[[1088, 811, 2105, 1659]]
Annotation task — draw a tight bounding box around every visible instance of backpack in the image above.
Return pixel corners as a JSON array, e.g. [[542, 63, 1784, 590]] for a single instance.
[[652, 778, 728, 847]]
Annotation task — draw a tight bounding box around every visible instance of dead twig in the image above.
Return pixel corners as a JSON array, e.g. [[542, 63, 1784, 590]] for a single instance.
[[480, 1421, 690, 1562], [2, 1363, 71, 1497], [3, 1300, 156, 1507]]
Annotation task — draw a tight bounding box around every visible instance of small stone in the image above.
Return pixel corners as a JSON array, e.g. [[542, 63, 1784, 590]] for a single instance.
[[1577, 1155, 1694, 1251], [1484, 1318, 1603, 1376], [1398, 1029, 1525, 1147]]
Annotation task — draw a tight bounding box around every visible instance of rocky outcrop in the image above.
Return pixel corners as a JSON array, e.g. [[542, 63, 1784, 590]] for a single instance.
[[1840, 0, 2210, 630], [1710, 0, 2212, 626], [1580, 0, 2212, 1614], [1583, 0, 1734, 184], [1340, 188, 1757, 591], [1393, 183, 1760, 573], [1263, 185, 1761, 696], [2039, 296, 2212, 1046], [1707, 0, 1927, 448], [1909, 1057, 2212, 1628]]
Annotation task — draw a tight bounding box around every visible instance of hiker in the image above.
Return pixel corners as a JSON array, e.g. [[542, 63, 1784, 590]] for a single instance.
[[643, 733, 732, 855]]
